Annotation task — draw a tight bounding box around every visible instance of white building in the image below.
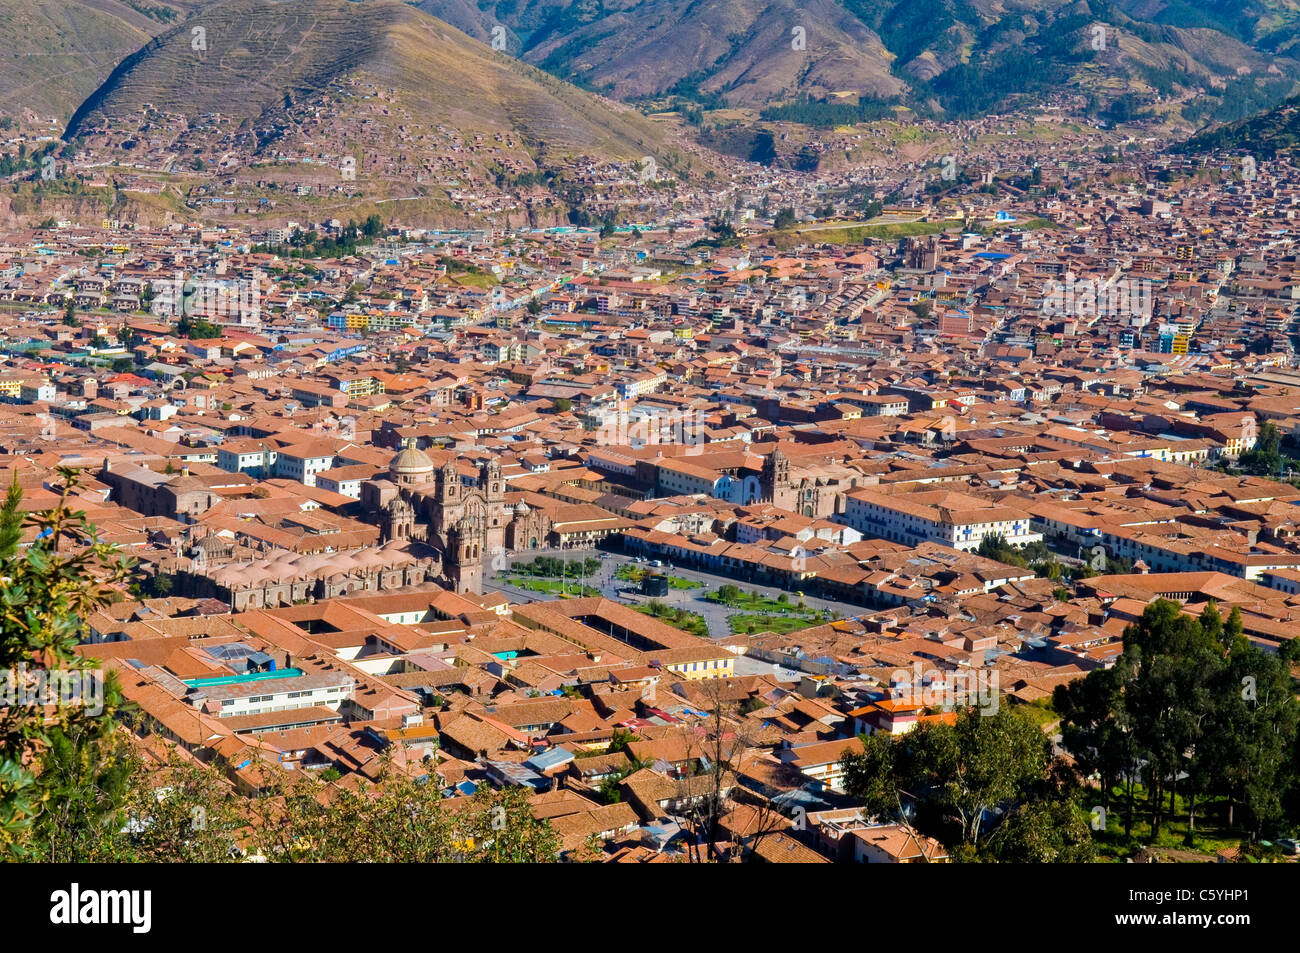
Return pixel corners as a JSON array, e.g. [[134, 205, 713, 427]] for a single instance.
[[839, 487, 1041, 551]]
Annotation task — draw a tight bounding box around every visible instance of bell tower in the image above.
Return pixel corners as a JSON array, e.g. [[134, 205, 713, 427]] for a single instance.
[[480, 458, 507, 555], [382, 497, 414, 542], [437, 460, 461, 503], [762, 448, 798, 509], [446, 515, 485, 594]]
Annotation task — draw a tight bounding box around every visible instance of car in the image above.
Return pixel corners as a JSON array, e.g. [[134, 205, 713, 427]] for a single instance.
[[1277, 838, 1300, 855], [649, 559, 663, 568]]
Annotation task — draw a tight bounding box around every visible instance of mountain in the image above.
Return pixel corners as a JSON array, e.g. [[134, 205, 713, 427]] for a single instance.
[[411, 0, 905, 106], [0, 0, 163, 119], [1181, 94, 1300, 158], [53, 0, 698, 227], [1111, 0, 1300, 54], [412, 0, 1300, 121], [67, 0, 669, 161]]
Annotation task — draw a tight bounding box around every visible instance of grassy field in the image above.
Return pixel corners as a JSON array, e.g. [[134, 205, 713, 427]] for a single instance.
[[616, 565, 700, 589], [707, 588, 811, 612], [636, 600, 709, 638], [727, 612, 821, 635], [504, 576, 598, 597], [1087, 787, 1293, 862]]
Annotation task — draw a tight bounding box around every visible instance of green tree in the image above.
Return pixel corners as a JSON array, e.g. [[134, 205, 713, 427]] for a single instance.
[[1056, 598, 1300, 844], [1201, 637, 1298, 839], [1121, 599, 1222, 838], [251, 766, 560, 862], [985, 798, 1096, 862], [839, 731, 900, 819], [976, 533, 1027, 567], [116, 746, 246, 862], [27, 685, 132, 862], [908, 706, 1049, 846], [842, 706, 1050, 848], [0, 470, 133, 858], [1237, 420, 1289, 476], [716, 584, 741, 604], [1054, 665, 1140, 834]]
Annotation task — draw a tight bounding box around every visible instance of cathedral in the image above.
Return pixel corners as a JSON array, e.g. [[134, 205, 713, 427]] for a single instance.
[[361, 447, 550, 594]]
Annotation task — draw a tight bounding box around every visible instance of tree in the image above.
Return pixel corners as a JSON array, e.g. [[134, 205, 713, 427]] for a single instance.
[[1121, 599, 1222, 839], [908, 706, 1049, 846], [841, 706, 1053, 852], [1201, 636, 1298, 839], [985, 798, 1096, 863], [1054, 665, 1140, 834], [839, 731, 901, 819], [1056, 598, 1300, 845], [177, 315, 221, 339], [976, 533, 1027, 567], [249, 764, 560, 862], [676, 677, 756, 861], [1237, 421, 1289, 477], [63, 297, 79, 327], [552, 398, 573, 413], [28, 683, 132, 862], [0, 470, 133, 858], [773, 207, 796, 229], [115, 745, 246, 862]]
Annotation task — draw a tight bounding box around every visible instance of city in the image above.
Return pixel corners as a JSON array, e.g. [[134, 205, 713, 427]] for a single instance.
[[2, 1, 1300, 903]]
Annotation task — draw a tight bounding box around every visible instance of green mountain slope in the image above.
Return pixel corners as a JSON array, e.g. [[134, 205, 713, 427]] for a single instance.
[[1181, 95, 1300, 158]]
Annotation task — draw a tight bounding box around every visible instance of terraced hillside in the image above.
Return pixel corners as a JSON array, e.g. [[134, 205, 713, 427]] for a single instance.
[[66, 0, 671, 165], [0, 0, 160, 119]]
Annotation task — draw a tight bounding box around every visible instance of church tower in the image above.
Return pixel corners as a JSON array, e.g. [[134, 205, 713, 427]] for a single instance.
[[761, 447, 794, 506], [446, 514, 485, 594], [480, 458, 507, 555], [437, 460, 461, 503], [382, 497, 414, 542]]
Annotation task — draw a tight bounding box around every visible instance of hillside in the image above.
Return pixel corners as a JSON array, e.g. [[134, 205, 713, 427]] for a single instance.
[[1112, 0, 1300, 53], [50, 0, 702, 228], [413, 0, 1300, 121], [1180, 95, 1300, 158], [414, 0, 905, 106], [67, 0, 668, 162], [0, 0, 161, 120]]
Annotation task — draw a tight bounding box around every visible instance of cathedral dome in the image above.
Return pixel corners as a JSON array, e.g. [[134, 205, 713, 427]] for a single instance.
[[390, 446, 434, 478], [514, 501, 530, 516]]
